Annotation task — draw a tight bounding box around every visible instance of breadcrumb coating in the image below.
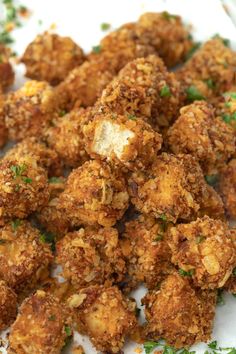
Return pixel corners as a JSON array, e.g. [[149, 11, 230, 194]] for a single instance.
[[57, 226, 126, 289], [0, 221, 52, 294], [121, 215, 172, 289], [166, 101, 235, 174], [198, 184, 225, 220], [128, 153, 207, 223], [142, 272, 216, 348], [0, 156, 49, 224], [218, 159, 236, 218], [21, 32, 85, 85], [8, 290, 72, 354], [168, 216, 236, 289], [67, 285, 137, 353], [84, 112, 162, 171], [58, 160, 129, 227], [0, 280, 17, 331], [213, 89, 236, 131], [0, 93, 8, 147], [0, 44, 14, 91]]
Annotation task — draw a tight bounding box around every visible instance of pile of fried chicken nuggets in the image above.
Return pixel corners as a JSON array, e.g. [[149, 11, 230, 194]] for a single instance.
[[0, 11, 236, 354]]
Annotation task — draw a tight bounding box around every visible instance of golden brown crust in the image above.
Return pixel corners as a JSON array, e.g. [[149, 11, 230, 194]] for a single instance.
[[0, 93, 8, 147], [218, 159, 236, 218], [142, 272, 216, 348], [21, 32, 85, 85], [8, 290, 72, 354], [0, 44, 14, 91], [168, 216, 236, 289], [0, 280, 17, 331], [213, 88, 236, 131]]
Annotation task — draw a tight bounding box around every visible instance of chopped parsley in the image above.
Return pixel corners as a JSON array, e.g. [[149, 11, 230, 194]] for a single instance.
[[162, 11, 177, 21], [204, 78, 215, 90], [127, 114, 136, 120], [10, 164, 32, 184], [40, 232, 56, 252], [48, 314, 56, 321], [224, 92, 236, 99], [59, 110, 67, 117], [186, 85, 205, 102], [185, 42, 201, 60], [213, 34, 230, 47], [160, 85, 172, 98], [221, 112, 236, 124], [100, 22, 111, 31], [92, 45, 101, 53], [22, 177, 32, 183], [11, 219, 21, 231], [64, 325, 72, 336], [49, 177, 63, 184], [155, 234, 163, 242], [144, 340, 196, 354], [204, 174, 219, 186], [178, 268, 195, 277], [195, 235, 206, 244]]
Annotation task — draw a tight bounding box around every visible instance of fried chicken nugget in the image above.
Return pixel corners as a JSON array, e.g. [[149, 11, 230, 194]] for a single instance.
[[8, 290, 73, 354], [58, 160, 129, 227], [0, 156, 49, 224], [4, 80, 60, 141], [168, 216, 236, 289], [67, 285, 137, 353], [166, 101, 235, 174], [57, 226, 126, 289], [0, 280, 17, 331], [0, 93, 8, 147], [84, 112, 162, 171], [142, 272, 216, 348], [198, 184, 225, 220], [128, 153, 207, 223], [121, 215, 172, 289], [218, 159, 236, 218], [0, 220, 52, 294], [21, 32, 85, 85], [177, 38, 236, 101], [98, 55, 182, 128], [0, 44, 14, 91]]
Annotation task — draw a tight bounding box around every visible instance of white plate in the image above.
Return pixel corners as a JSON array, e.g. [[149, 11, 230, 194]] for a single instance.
[[1, 0, 236, 353]]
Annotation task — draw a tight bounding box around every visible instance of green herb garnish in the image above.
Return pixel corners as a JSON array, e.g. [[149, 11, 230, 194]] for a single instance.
[[10, 164, 26, 178], [186, 85, 205, 102], [127, 114, 136, 120], [204, 78, 215, 90], [11, 219, 21, 231], [213, 34, 230, 47], [179, 268, 195, 277], [196, 235, 206, 244], [185, 42, 201, 60], [40, 232, 56, 252], [162, 11, 177, 21], [100, 22, 111, 31], [49, 177, 63, 184], [64, 325, 72, 336], [92, 45, 101, 53], [59, 110, 67, 117], [160, 85, 171, 98], [48, 314, 56, 321], [155, 234, 163, 242], [204, 174, 219, 186]]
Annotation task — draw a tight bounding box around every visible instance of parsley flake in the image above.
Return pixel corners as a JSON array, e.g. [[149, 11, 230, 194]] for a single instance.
[[160, 85, 172, 98], [92, 45, 101, 54], [162, 11, 177, 21], [100, 22, 111, 31], [127, 114, 136, 120], [196, 235, 206, 244], [186, 85, 205, 102], [179, 268, 195, 277], [185, 42, 201, 60], [64, 325, 72, 336], [49, 177, 63, 184], [11, 219, 21, 231]]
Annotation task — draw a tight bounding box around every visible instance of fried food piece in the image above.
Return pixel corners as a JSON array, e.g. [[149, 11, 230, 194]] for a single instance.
[[4, 136, 62, 176], [0, 93, 8, 147], [213, 90, 236, 131], [128, 153, 207, 223], [0, 44, 14, 91], [0, 221, 52, 293], [84, 112, 162, 171], [122, 215, 172, 289], [37, 177, 70, 237], [218, 159, 236, 218], [57, 226, 126, 289], [168, 216, 236, 289], [8, 290, 72, 354], [98, 55, 182, 128], [67, 285, 137, 353], [177, 38, 236, 100], [142, 272, 216, 348], [4, 80, 60, 141], [0, 280, 17, 331], [21, 32, 85, 85], [166, 101, 235, 174], [0, 156, 49, 224], [136, 12, 193, 67], [58, 160, 129, 227], [45, 107, 90, 168], [198, 184, 225, 220]]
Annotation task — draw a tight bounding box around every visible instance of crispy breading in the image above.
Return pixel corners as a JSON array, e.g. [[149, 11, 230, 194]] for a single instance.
[[57, 226, 126, 289], [8, 290, 72, 354], [0, 221, 52, 294], [0, 44, 14, 91], [21, 32, 85, 85], [0, 156, 49, 224], [58, 160, 129, 227], [198, 184, 225, 220], [67, 285, 137, 353], [0, 93, 8, 147], [167, 101, 235, 174], [121, 215, 173, 289], [168, 216, 236, 289], [128, 153, 207, 223], [84, 112, 162, 171], [0, 280, 17, 331], [218, 159, 236, 218], [142, 272, 216, 348], [213, 89, 236, 131], [4, 81, 61, 141]]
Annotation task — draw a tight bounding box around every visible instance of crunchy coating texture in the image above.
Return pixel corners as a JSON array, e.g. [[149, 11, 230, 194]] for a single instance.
[[98, 55, 182, 128], [45, 107, 90, 168], [0, 93, 8, 147], [0, 280, 17, 331], [142, 272, 216, 348], [0, 44, 14, 91], [198, 184, 225, 220], [0, 156, 49, 224], [67, 285, 137, 353], [0, 221, 52, 293], [166, 101, 235, 174], [177, 39, 236, 100], [58, 160, 129, 227], [213, 89, 236, 131], [84, 112, 162, 171], [8, 290, 72, 354], [4, 81, 60, 141], [218, 159, 236, 218], [4, 136, 62, 177], [21, 32, 84, 85], [168, 216, 236, 289], [121, 215, 172, 289], [57, 226, 126, 289], [128, 153, 207, 223]]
